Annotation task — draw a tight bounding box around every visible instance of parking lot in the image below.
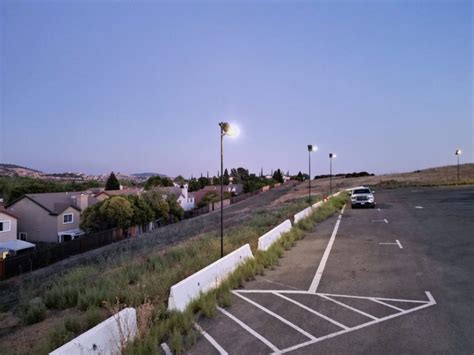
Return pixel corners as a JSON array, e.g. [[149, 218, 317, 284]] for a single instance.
[[186, 187, 474, 354]]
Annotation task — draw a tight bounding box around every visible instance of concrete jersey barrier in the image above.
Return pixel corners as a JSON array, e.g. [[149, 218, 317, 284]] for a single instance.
[[50, 308, 137, 355], [168, 244, 254, 312], [294, 206, 313, 224], [312, 201, 323, 209], [257, 219, 292, 251], [294, 191, 344, 224]]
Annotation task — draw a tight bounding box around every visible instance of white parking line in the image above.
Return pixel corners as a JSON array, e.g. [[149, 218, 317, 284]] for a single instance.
[[415, 206, 424, 209], [217, 307, 280, 353], [308, 205, 345, 293], [261, 278, 300, 290], [160, 342, 172, 355], [317, 294, 379, 320], [318, 292, 430, 304], [379, 240, 403, 249], [371, 299, 404, 312], [235, 289, 310, 294], [194, 323, 228, 355], [340, 205, 346, 215], [233, 291, 317, 340], [277, 292, 436, 354], [273, 292, 349, 330], [372, 219, 389, 223]]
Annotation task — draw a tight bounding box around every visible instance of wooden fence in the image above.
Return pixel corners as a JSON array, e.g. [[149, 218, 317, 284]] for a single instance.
[[0, 228, 125, 280], [0, 259, 4, 281]]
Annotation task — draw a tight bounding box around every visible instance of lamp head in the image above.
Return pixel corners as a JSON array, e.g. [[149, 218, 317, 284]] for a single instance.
[[455, 149, 462, 156], [329, 153, 336, 158], [219, 122, 240, 137], [308, 145, 318, 152]]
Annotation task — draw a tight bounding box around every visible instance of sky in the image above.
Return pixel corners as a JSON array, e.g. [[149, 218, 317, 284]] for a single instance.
[[0, 0, 472, 178]]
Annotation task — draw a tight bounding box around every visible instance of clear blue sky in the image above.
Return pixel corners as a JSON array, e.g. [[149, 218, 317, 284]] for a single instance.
[[1, 0, 472, 177]]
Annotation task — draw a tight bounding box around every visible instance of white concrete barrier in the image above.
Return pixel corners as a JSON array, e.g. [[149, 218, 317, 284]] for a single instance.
[[168, 244, 254, 312], [312, 201, 323, 209], [294, 191, 344, 224], [294, 206, 313, 224], [50, 308, 137, 355], [257, 219, 292, 251]]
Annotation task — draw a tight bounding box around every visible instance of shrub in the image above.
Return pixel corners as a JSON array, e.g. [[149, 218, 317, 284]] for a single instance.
[[85, 307, 104, 329], [48, 326, 76, 351], [64, 316, 83, 334], [21, 300, 47, 325], [190, 292, 217, 318]]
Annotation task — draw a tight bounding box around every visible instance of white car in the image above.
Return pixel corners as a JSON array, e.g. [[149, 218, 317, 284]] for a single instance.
[[351, 187, 375, 208]]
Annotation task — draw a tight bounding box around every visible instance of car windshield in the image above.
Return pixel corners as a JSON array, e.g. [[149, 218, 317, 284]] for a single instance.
[[353, 189, 371, 194]]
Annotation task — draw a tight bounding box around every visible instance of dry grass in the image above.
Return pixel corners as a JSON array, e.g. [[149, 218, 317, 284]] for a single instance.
[[275, 163, 474, 203]]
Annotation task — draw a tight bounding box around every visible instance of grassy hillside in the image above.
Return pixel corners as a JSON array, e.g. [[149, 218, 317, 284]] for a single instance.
[[276, 164, 474, 204]]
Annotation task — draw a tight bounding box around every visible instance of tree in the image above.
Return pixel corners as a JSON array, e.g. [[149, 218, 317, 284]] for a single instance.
[[198, 176, 210, 189], [142, 191, 170, 220], [174, 175, 186, 185], [188, 178, 201, 192], [168, 195, 184, 221], [295, 171, 305, 181], [1, 176, 103, 205], [212, 176, 220, 185], [230, 169, 240, 184], [223, 169, 230, 185], [105, 172, 120, 190], [273, 169, 284, 183], [237, 167, 249, 181], [100, 196, 134, 229], [161, 177, 174, 187], [80, 196, 134, 232], [242, 174, 267, 193], [127, 195, 154, 227], [80, 203, 107, 232], [144, 176, 174, 190]]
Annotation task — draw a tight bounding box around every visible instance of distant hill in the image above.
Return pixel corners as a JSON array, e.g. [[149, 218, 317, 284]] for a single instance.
[[131, 172, 168, 178], [0, 163, 42, 173], [0, 163, 43, 177]]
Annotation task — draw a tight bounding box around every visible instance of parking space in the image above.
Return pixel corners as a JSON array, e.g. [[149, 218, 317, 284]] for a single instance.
[[187, 187, 474, 354]]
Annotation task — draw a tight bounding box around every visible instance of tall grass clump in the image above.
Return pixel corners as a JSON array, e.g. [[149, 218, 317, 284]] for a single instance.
[[20, 299, 47, 325]]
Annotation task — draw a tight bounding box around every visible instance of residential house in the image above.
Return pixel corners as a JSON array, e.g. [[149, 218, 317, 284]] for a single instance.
[[0, 207, 18, 243], [158, 184, 195, 211], [7, 192, 98, 243]]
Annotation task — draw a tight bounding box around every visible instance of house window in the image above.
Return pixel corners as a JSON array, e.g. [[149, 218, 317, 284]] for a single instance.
[[63, 213, 74, 224], [19, 232, 27, 241], [0, 220, 11, 233]]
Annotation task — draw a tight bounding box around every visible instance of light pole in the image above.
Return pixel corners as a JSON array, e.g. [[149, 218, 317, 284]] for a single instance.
[[329, 153, 336, 194], [219, 122, 239, 257], [307, 145, 318, 204], [455, 149, 462, 184]]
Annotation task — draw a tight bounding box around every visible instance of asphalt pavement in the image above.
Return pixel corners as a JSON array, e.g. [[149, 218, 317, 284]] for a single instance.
[[186, 186, 474, 354]]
